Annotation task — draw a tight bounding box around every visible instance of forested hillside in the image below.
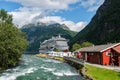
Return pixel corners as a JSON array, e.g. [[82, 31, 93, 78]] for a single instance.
[[21, 23, 77, 52], [70, 0, 120, 47]]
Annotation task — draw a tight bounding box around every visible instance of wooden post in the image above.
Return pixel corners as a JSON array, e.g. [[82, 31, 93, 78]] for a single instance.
[[118, 57, 120, 67], [85, 53, 87, 61], [98, 53, 101, 64]]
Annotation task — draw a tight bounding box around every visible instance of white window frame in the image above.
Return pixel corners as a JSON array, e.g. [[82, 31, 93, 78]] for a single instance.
[[106, 52, 111, 56]]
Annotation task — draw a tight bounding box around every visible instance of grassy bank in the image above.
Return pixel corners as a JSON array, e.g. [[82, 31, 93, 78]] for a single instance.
[[35, 53, 64, 62], [84, 64, 120, 80]]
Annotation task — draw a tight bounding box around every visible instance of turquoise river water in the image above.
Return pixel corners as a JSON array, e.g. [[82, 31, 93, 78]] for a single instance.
[[0, 54, 86, 80]]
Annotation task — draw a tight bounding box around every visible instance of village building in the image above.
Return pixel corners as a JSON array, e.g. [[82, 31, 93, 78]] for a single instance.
[[76, 43, 120, 66], [39, 35, 69, 53]]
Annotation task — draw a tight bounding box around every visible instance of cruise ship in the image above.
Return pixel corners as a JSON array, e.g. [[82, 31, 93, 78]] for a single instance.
[[39, 35, 69, 53]]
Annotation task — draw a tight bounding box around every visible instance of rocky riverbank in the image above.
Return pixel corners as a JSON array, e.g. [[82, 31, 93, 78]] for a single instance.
[[80, 67, 94, 80]]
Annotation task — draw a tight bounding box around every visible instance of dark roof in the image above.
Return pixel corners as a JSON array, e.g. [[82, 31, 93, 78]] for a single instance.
[[76, 43, 120, 52]]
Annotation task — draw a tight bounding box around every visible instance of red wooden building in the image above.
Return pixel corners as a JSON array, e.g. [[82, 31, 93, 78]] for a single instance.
[[76, 43, 120, 66]]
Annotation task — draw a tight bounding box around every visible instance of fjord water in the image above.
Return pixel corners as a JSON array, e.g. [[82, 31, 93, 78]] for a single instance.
[[0, 54, 85, 80]]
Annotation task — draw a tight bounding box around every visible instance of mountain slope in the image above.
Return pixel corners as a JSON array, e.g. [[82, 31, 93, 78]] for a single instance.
[[70, 0, 120, 46], [21, 23, 77, 52]]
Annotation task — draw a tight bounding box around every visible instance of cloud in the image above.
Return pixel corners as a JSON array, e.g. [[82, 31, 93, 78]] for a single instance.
[[35, 16, 87, 32], [7, 0, 104, 12], [9, 11, 87, 32], [80, 0, 104, 12], [38, 16, 87, 32], [7, 0, 103, 31], [62, 21, 87, 32], [7, 0, 79, 10], [9, 10, 43, 27], [7, 0, 87, 32], [36, 16, 62, 24]]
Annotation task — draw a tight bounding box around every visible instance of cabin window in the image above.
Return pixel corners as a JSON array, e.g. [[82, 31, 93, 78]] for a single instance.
[[91, 53, 94, 55], [106, 52, 111, 56], [88, 53, 94, 55], [114, 53, 118, 56]]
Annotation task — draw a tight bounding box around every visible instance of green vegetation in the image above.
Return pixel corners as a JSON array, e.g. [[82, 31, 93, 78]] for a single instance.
[[72, 42, 93, 51], [81, 41, 93, 47], [72, 43, 81, 51], [53, 48, 60, 52], [21, 23, 77, 52], [0, 9, 28, 70], [53, 56, 64, 62], [35, 54, 64, 62], [36, 53, 49, 58], [85, 64, 120, 80], [70, 0, 120, 47]]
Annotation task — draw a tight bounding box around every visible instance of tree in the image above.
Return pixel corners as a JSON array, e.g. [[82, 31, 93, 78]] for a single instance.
[[53, 48, 60, 52], [81, 41, 93, 47], [0, 9, 28, 69], [0, 9, 12, 24], [71, 41, 93, 52], [72, 43, 81, 51]]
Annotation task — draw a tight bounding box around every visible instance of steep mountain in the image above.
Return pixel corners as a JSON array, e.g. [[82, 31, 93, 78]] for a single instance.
[[70, 0, 120, 47], [21, 23, 77, 52]]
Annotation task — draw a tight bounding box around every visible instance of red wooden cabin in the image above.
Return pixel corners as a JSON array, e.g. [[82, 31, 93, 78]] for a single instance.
[[76, 43, 120, 66]]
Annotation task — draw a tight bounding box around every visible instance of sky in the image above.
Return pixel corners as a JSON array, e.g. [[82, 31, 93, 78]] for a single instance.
[[0, 0, 104, 32]]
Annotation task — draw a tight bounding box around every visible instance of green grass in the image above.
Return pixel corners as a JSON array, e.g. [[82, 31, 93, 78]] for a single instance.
[[53, 56, 64, 62], [85, 64, 120, 80]]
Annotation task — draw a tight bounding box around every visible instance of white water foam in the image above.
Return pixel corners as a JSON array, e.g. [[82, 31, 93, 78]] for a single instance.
[[0, 67, 37, 80], [52, 70, 79, 76], [40, 65, 79, 77], [36, 76, 40, 79], [63, 70, 79, 76], [52, 72, 64, 76], [43, 59, 61, 63], [26, 67, 37, 73], [40, 66, 55, 72], [47, 77, 52, 80]]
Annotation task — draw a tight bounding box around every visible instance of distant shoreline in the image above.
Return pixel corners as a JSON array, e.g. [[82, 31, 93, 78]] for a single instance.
[[35, 53, 64, 62]]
